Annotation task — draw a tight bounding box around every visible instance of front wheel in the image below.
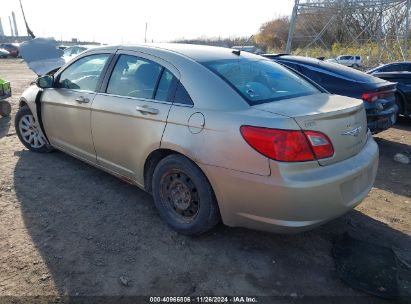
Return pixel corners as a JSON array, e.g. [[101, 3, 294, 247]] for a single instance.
[[15, 106, 51, 153], [152, 154, 220, 235]]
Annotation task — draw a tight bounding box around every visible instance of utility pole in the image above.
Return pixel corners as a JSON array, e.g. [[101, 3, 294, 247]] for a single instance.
[[405, 0, 410, 60], [286, 0, 300, 53], [145, 22, 148, 43]]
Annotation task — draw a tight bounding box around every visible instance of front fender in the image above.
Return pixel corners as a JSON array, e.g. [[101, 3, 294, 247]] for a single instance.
[[19, 85, 51, 147], [19, 84, 41, 121]]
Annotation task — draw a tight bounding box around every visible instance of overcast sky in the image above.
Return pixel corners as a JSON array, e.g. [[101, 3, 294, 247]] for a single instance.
[[0, 0, 293, 44]]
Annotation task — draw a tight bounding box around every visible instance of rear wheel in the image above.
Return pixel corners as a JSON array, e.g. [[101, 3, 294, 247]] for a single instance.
[[15, 106, 51, 153], [152, 154, 220, 235], [395, 93, 404, 117]]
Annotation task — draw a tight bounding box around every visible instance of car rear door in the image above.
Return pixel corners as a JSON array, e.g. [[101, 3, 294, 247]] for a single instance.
[[41, 52, 113, 163], [90, 51, 179, 185]]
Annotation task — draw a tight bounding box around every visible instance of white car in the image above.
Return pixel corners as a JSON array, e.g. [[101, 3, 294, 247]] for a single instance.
[[332, 55, 363, 68], [63, 45, 98, 61]]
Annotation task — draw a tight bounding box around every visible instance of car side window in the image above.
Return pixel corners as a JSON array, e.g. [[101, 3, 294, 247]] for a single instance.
[[380, 64, 406, 72], [174, 82, 194, 105], [155, 69, 177, 102], [106, 55, 163, 99], [57, 54, 110, 91], [154, 70, 193, 105], [398, 64, 410, 72], [300, 66, 322, 84], [278, 61, 301, 72]]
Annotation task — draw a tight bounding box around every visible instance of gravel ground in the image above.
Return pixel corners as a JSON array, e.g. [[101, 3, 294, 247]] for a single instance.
[[0, 59, 410, 301]]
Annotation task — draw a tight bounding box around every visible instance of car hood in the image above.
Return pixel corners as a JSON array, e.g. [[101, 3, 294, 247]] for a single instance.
[[19, 38, 66, 76]]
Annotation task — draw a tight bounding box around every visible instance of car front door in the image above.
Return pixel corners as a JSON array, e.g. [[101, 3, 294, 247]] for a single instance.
[[91, 52, 179, 185], [41, 52, 112, 163]]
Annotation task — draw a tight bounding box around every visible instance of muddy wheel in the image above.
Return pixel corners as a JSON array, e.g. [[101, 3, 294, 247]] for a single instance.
[[152, 154, 220, 235]]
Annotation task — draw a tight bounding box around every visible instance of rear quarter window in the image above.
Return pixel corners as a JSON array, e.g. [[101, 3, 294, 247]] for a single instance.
[[174, 82, 193, 106]]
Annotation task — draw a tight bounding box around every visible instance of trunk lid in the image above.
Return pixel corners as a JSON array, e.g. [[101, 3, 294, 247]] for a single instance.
[[254, 93, 368, 166]]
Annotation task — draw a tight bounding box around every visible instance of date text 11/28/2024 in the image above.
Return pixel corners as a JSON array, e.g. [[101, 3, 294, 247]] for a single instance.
[[149, 296, 258, 303]]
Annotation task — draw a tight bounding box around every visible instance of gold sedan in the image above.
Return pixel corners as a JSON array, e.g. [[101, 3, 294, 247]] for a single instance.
[[15, 44, 378, 235]]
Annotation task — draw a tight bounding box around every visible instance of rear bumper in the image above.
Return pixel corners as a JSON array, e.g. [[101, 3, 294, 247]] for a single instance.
[[366, 104, 398, 133], [199, 136, 379, 233]]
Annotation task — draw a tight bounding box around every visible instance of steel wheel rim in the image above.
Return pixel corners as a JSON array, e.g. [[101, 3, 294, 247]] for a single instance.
[[160, 170, 200, 222], [18, 114, 46, 149]]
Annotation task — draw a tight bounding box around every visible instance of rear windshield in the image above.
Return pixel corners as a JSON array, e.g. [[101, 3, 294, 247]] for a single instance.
[[202, 59, 319, 105]]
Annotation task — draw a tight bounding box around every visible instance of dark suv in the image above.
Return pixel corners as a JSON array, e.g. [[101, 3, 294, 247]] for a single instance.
[[264, 54, 398, 133]]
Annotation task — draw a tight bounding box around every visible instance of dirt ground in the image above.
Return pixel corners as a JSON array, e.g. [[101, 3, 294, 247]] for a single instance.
[[0, 59, 410, 301]]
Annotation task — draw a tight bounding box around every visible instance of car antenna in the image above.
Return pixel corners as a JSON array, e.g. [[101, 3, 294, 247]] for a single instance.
[[232, 35, 254, 56]]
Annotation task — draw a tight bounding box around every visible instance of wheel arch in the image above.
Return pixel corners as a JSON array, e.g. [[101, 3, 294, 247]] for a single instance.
[[143, 148, 218, 206], [19, 98, 28, 108], [144, 148, 191, 193]]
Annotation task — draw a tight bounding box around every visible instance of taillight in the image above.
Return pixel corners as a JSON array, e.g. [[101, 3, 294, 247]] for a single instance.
[[361, 92, 381, 103], [240, 126, 334, 162], [303, 131, 334, 159]]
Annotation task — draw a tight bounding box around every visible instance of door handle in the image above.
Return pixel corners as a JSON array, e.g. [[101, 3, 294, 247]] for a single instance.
[[75, 96, 90, 103], [136, 105, 159, 115]]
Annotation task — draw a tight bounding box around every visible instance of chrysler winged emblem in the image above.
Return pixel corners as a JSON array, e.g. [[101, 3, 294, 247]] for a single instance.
[[341, 126, 362, 137]]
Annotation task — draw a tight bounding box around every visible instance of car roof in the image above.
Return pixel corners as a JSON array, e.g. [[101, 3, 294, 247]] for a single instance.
[[90, 43, 263, 62], [273, 55, 383, 84]]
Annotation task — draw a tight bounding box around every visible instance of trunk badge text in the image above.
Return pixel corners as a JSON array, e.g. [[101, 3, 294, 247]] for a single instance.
[[341, 126, 362, 137]]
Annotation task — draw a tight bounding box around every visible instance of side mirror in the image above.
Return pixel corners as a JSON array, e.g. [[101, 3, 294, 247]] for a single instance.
[[36, 75, 54, 89]]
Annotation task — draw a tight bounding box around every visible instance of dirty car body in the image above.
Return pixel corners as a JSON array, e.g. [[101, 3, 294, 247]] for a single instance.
[[16, 44, 379, 235]]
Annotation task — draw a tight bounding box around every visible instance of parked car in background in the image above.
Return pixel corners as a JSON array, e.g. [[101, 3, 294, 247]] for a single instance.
[[367, 61, 411, 73], [63, 45, 96, 61], [326, 55, 362, 67], [15, 44, 378, 235], [0, 48, 10, 58], [0, 43, 19, 57], [367, 65, 411, 118], [325, 58, 338, 64], [263, 54, 398, 133]]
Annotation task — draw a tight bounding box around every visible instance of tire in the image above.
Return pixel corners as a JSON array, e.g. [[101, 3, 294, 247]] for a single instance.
[[15, 106, 52, 153], [395, 94, 404, 117], [152, 154, 220, 235], [0, 100, 11, 117]]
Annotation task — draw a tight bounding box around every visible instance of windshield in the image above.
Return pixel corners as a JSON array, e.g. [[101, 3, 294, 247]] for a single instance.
[[203, 59, 319, 105]]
